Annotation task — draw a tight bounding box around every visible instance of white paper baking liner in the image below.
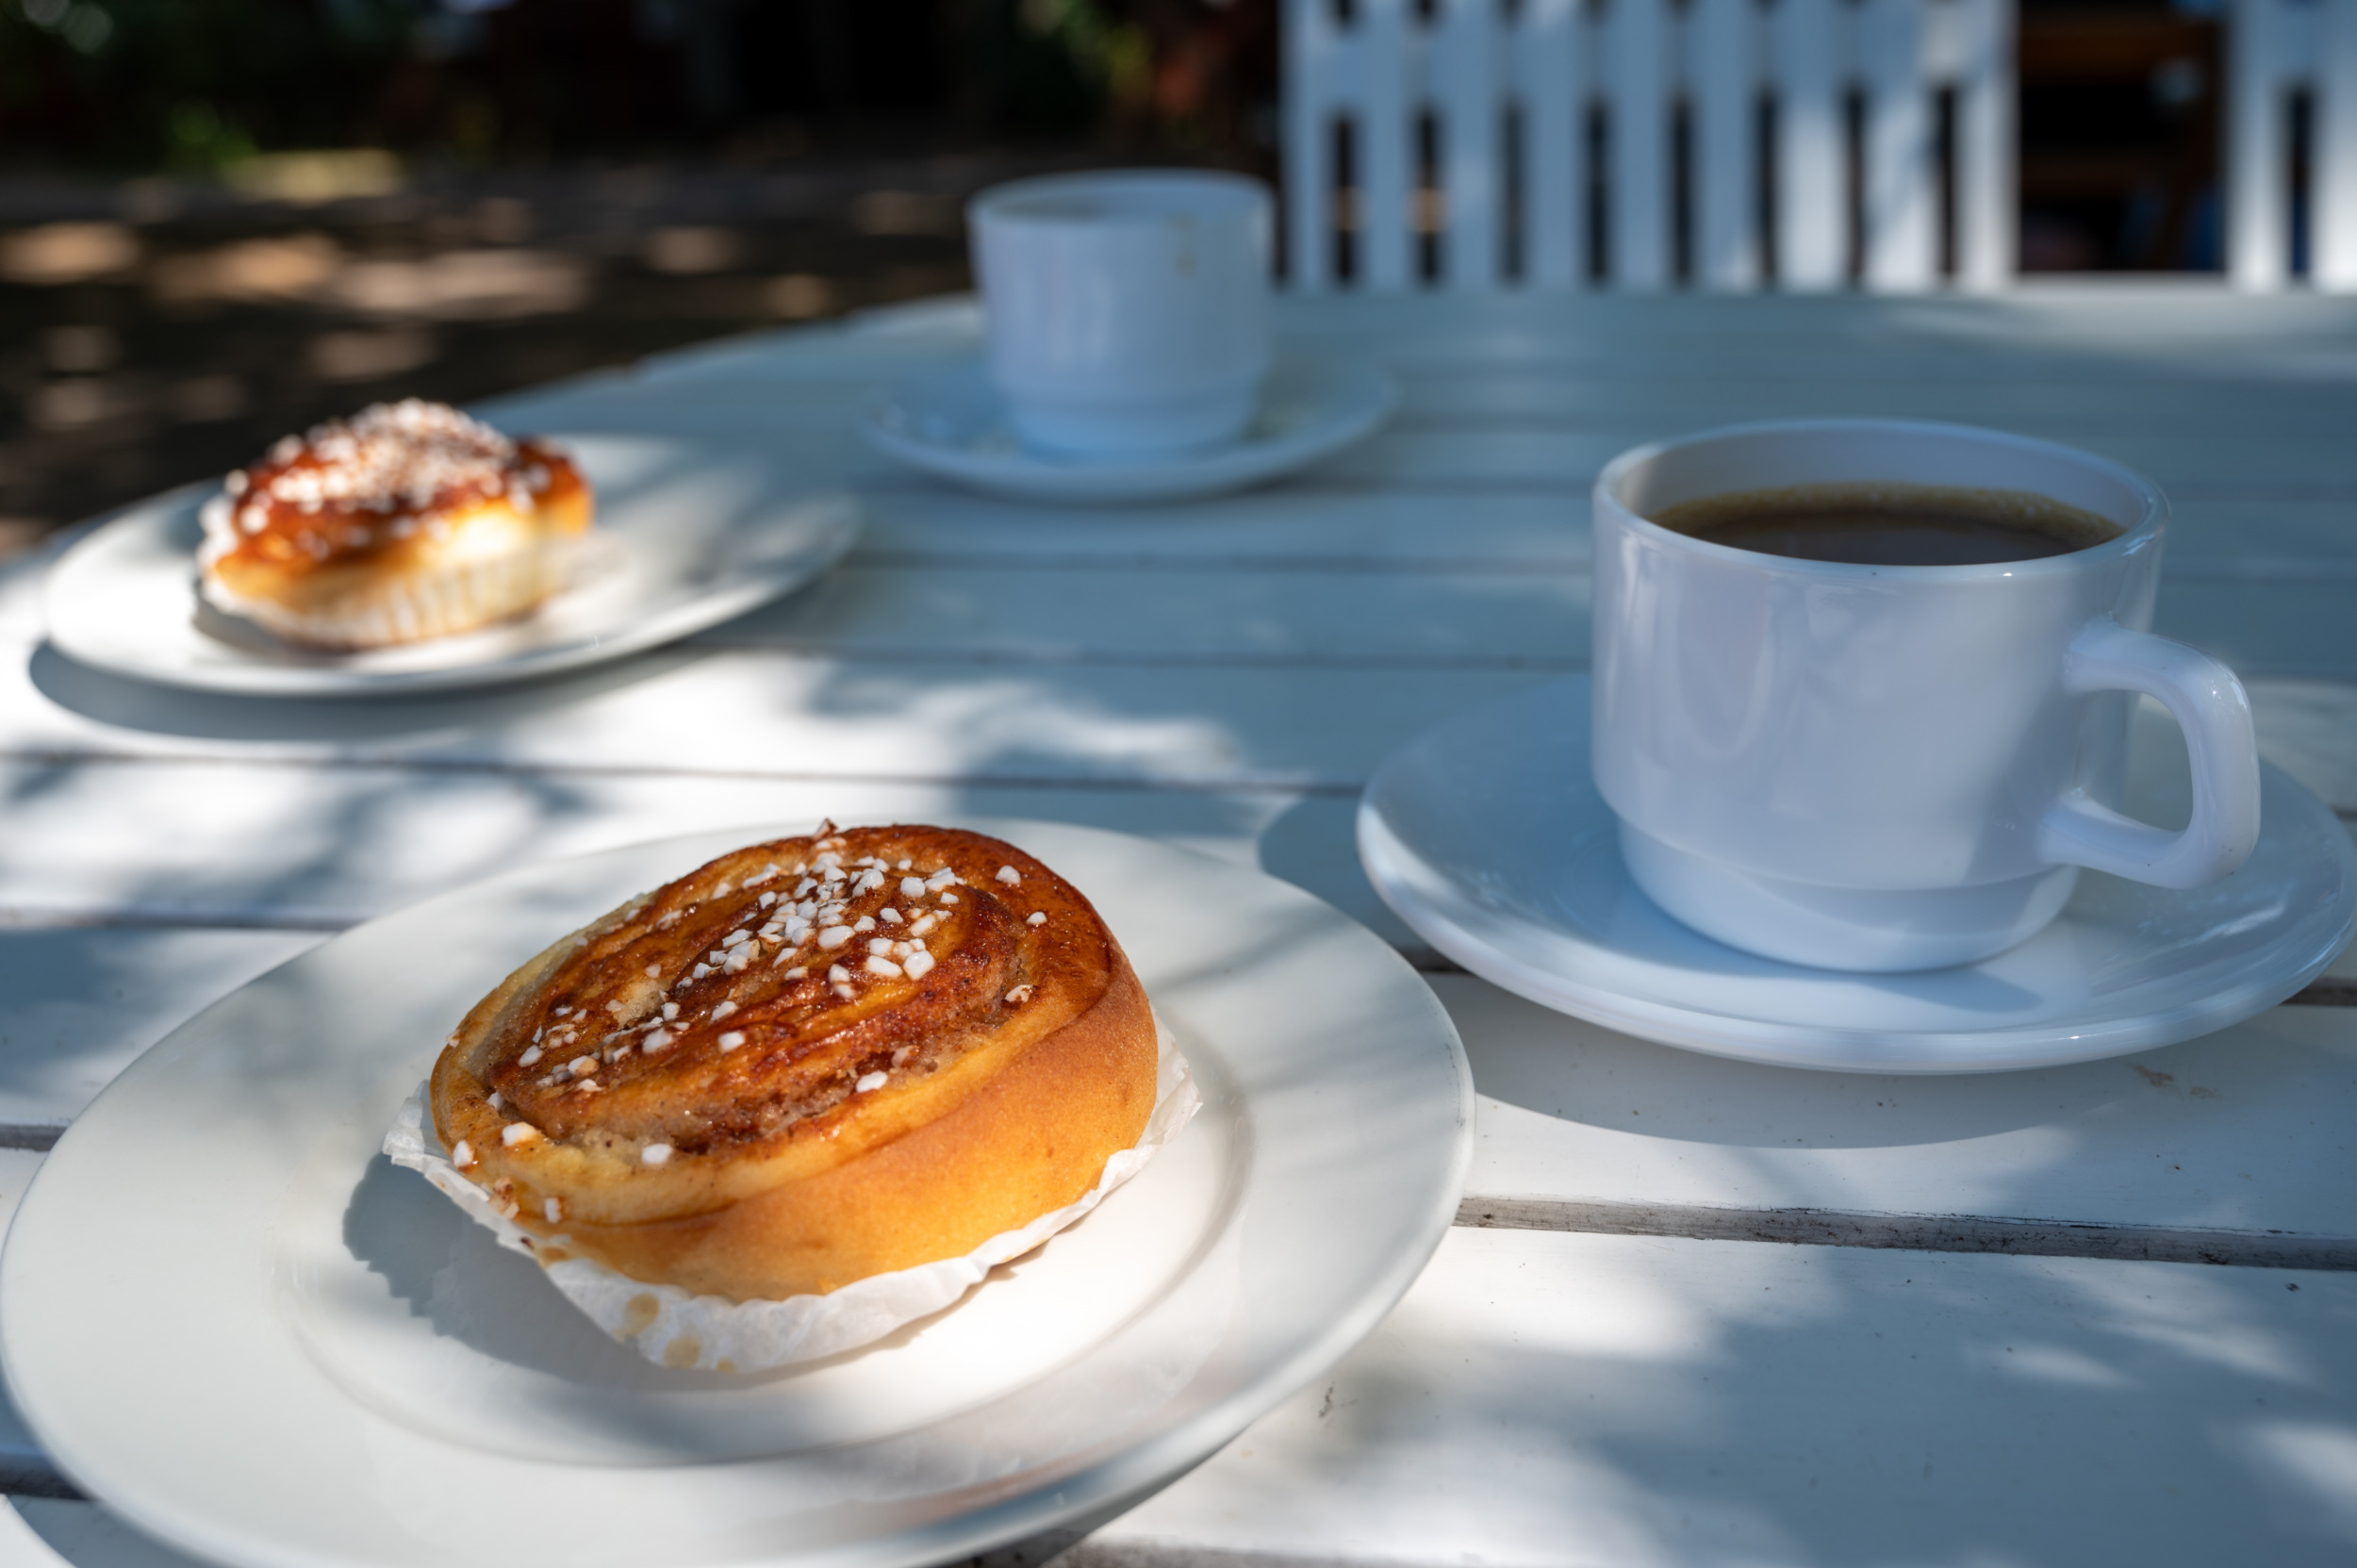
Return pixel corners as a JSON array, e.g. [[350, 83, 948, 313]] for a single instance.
[[384, 1018, 1198, 1372]]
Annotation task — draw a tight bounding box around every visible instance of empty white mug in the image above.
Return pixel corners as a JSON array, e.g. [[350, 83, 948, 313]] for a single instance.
[[1591, 420, 2262, 972], [968, 171, 1273, 457]]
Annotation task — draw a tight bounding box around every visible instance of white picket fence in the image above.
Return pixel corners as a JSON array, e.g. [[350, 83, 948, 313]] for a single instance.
[[1282, 0, 2014, 292], [2229, 0, 2357, 289]]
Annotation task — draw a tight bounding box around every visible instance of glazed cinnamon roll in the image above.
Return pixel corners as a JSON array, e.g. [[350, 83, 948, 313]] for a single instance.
[[428, 824, 1158, 1301], [198, 399, 591, 650]]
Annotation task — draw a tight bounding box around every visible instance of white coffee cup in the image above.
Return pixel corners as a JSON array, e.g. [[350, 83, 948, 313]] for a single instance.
[[1591, 420, 2262, 972], [968, 171, 1273, 457]]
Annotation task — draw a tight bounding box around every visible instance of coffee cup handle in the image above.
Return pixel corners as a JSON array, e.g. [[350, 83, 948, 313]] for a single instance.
[[2036, 619, 2262, 889]]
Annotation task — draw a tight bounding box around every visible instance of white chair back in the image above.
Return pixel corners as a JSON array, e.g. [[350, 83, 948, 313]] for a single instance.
[[2228, 0, 2357, 289], [1283, 0, 2014, 292]]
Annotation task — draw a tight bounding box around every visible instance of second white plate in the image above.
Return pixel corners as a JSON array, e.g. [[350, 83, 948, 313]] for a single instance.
[[862, 352, 1396, 504], [1, 819, 1471, 1568], [42, 435, 861, 697]]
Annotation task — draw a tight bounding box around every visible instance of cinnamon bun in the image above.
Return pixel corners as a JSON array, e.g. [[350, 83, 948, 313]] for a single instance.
[[427, 824, 1159, 1301], [197, 399, 591, 650]]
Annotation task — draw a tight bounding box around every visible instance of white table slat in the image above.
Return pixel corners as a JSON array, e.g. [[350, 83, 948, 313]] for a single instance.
[[575, 374, 2357, 446], [649, 289, 2357, 368], [0, 760, 1376, 929], [1389, 374, 2357, 431], [478, 394, 2357, 500], [1114, 286, 2357, 340], [1272, 287, 2357, 359], [706, 561, 1591, 668], [842, 489, 2357, 573], [5, 1502, 200, 1568], [728, 569, 2357, 681], [1078, 1227, 2357, 1568], [0, 1151, 54, 1494], [8, 665, 2352, 831], [1450, 977, 2357, 1246], [14, 1228, 2357, 1567], [0, 931, 321, 1131], [3, 638, 1543, 790], [1319, 430, 2357, 496], [724, 559, 2353, 671], [851, 488, 1605, 569], [3, 925, 2352, 1242], [0, 707, 2340, 980]]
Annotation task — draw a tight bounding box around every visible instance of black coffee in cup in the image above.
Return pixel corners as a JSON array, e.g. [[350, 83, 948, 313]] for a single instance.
[[1649, 482, 2123, 567]]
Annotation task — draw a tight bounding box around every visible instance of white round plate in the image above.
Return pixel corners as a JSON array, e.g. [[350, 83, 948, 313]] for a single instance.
[[861, 352, 1396, 504], [42, 435, 861, 698], [2, 819, 1470, 1568], [1360, 676, 2357, 1074]]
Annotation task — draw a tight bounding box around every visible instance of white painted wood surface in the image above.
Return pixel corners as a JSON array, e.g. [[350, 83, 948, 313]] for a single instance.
[[0, 1153, 47, 1497], [2324, 0, 2357, 290], [1088, 1228, 2357, 1567], [15, 1229, 2357, 1565], [1451, 978, 2357, 1241], [1, 290, 2354, 1561], [2231, 0, 2357, 290], [1279, 0, 2011, 292], [4, 1502, 200, 1568]]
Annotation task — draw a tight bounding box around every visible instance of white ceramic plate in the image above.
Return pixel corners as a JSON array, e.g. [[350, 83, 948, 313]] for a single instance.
[[42, 435, 861, 697], [861, 352, 1396, 504], [1360, 676, 2357, 1074], [1, 820, 1471, 1568]]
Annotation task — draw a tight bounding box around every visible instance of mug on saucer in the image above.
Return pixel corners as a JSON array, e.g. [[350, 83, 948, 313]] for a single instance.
[[1590, 420, 2262, 972], [968, 171, 1273, 458]]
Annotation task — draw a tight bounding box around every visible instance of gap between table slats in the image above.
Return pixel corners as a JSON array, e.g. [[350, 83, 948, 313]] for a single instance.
[[1456, 1197, 2357, 1271]]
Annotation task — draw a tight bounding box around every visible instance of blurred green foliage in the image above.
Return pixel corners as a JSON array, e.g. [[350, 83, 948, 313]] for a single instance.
[[0, 0, 1273, 171], [2, 0, 425, 169], [985, 0, 1148, 128]]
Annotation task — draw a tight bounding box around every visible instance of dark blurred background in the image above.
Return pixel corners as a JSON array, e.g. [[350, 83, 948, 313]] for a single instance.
[[0, 0, 2234, 553], [2019, 0, 2226, 273], [0, 0, 1276, 552]]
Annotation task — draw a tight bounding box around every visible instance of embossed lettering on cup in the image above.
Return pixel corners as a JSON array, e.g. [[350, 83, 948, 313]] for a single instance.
[[1591, 420, 2262, 972]]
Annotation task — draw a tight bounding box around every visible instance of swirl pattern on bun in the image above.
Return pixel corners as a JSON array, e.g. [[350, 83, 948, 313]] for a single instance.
[[198, 399, 590, 650], [428, 823, 1158, 1300]]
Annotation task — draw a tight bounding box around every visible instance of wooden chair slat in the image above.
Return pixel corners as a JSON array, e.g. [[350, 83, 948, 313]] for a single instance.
[[1515, 0, 1587, 288], [1772, 0, 1848, 290], [1605, 0, 1672, 289], [1862, 0, 1937, 290], [1282, 0, 2013, 293], [1690, 0, 1759, 291], [1436, 0, 1504, 289], [1953, 0, 2016, 291], [2315, 0, 2357, 289]]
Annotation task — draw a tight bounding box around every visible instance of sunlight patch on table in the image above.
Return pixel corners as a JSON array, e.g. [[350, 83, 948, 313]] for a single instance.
[[2236, 1421, 2357, 1543], [1979, 1340, 2133, 1389], [2059, 1263, 2319, 1385]]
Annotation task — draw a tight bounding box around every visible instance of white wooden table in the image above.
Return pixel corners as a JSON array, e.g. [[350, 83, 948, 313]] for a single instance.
[[6, 287, 2357, 1567]]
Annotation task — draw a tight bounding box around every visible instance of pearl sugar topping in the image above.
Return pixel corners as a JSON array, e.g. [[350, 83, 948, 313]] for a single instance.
[[503, 833, 1042, 1167], [244, 400, 535, 531]]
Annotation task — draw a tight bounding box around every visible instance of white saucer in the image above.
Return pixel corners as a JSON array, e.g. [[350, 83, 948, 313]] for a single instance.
[[43, 435, 861, 697], [1360, 676, 2357, 1074], [862, 352, 1396, 504], [2, 819, 1470, 1568]]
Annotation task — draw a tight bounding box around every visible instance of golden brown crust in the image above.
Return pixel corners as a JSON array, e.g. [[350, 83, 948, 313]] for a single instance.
[[428, 824, 1158, 1300], [198, 399, 591, 650]]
